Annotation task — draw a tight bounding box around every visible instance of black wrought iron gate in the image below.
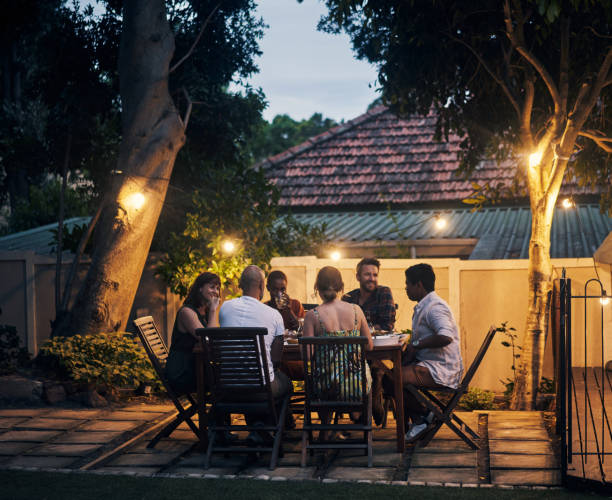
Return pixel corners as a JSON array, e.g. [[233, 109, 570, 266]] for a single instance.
[[558, 271, 611, 492]]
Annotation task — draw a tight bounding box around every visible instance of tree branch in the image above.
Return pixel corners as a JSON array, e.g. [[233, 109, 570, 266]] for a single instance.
[[504, 0, 562, 114], [449, 33, 521, 118], [559, 15, 569, 116], [169, 3, 221, 74], [578, 130, 612, 153]]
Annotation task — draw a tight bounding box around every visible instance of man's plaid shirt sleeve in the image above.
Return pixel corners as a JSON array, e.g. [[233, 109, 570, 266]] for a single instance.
[[377, 287, 396, 331]]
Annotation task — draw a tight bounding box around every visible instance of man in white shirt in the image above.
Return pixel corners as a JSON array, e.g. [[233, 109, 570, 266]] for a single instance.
[[402, 263, 463, 442], [219, 265, 292, 437]]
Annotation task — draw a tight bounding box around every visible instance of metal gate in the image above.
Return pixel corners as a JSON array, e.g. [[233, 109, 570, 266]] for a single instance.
[[558, 271, 611, 492]]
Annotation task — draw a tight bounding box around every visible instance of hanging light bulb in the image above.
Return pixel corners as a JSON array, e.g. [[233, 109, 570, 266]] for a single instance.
[[434, 215, 447, 230], [222, 240, 235, 253], [561, 198, 574, 209], [330, 250, 341, 261]]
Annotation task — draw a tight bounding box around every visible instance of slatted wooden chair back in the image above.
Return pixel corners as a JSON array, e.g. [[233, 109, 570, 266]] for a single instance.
[[133, 315, 203, 447], [299, 336, 372, 466], [134, 316, 168, 373]]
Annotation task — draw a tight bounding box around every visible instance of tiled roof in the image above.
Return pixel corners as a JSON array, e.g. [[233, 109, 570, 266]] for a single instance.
[[290, 204, 612, 259], [260, 105, 593, 208]]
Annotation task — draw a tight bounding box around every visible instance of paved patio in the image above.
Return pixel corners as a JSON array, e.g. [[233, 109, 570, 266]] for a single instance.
[[0, 403, 560, 487]]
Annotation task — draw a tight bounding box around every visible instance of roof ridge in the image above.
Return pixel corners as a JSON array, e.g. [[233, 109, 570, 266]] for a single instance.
[[256, 105, 389, 171]]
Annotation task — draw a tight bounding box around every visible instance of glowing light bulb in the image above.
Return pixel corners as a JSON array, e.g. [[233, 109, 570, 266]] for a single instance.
[[529, 151, 543, 168], [125, 192, 145, 210], [561, 198, 573, 209], [435, 217, 447, 230], [222, 240, 235, 253], [601, 296, 610, 306], [330, 250, 341, 261]]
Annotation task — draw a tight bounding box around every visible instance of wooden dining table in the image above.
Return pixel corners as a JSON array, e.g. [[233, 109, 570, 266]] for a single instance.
[[282, 342, 405, 453], [193, 340, 406, 453]]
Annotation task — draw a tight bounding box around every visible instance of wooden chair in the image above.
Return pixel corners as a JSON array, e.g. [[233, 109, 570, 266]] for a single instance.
[[299, 336, 373, 467], [404, 326, 497, 449], [133, 316, 204, 448], [200, 327, 290, 470]]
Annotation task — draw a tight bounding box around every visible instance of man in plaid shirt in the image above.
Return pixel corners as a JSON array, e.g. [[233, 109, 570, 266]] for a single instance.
[[342, 258, 396, 331], [342, 258, 396, 425]]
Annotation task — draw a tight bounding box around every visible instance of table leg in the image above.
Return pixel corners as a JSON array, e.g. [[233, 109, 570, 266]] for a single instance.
[[393, 350, 405, 452]]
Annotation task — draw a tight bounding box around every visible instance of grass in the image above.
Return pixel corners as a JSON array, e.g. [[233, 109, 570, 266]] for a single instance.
[[1, 470, 604, 500]]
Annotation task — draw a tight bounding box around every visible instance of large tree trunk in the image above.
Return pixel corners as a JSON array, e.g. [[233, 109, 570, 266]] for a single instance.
[[54, 0, 185, 335], [511, 190, 556, 409]]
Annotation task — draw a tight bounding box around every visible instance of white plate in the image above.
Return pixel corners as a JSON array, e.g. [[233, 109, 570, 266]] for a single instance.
[[373, 335, 399, 347]]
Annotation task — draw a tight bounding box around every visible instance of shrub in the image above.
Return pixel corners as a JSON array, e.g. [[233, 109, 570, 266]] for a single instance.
[[458, 387, 496, 410], [39, 333, 161, 392], [0, 322, 29, 375]]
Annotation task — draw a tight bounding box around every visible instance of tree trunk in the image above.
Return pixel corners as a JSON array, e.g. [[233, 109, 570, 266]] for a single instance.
[[511, 186, 558, 409], [54, 0, 185, 335]]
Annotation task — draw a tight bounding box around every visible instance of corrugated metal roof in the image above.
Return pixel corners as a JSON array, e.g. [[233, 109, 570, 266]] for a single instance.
[[0, 217, 91, 255], [291, 205, 612, 259]]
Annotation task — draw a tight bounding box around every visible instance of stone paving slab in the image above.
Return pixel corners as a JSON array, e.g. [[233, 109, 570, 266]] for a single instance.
[[44, 409, 103, 419], [25, 443, 102, 457], [325, 466, 395, 481], [79, 420, 142, 432], [109, 452, 182, 467], [15, 418, 86, 430], [0, 430, 62, 442], [99, 466, 162, 475], [490, 453, 557, 469], [240, 466, 319, 480], [0, 409, 50, 417], [491, 469, 560, 485], [98, 411, 167, 421], [53, 431, 123, 444], [0, 418, 29, 428], [330, 451, 401, 467], [411, 451, 476, 467], [407, 466, 479, 484], [0, 441, 38, 455], [5, 455, 76, 468], [121, 404, 175, 413]]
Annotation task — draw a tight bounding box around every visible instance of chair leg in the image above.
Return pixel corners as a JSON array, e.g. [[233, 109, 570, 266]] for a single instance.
[[381, 398, 389, 428], [269, 397, 289, 470], [301, 430, 308, 467], [204, 429, 216, 469], [147, 416, 182, 448]]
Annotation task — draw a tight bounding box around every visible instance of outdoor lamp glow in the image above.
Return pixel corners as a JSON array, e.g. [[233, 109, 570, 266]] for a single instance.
[[562, 198, 574, 209], [529, 150, 543, 168], [124, 192, 145, 210], [222, 240, 235, 253], [601, 294, 610, 306], [330, 250, 341, 261], [434, 216, 447, 230]]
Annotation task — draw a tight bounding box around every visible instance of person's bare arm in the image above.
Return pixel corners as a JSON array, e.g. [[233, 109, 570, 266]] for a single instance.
[[207, 296, 220, 328], [177, 308, 205, 339], [356, 306, 374, 350]]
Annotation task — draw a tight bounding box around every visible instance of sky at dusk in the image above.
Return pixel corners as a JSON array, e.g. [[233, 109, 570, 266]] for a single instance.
[[236, 0, 381, 123]]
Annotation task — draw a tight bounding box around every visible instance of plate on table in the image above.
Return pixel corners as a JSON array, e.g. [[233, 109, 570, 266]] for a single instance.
[[372, 334, 400, 347]]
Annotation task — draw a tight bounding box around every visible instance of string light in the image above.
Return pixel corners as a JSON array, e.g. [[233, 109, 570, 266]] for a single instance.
[[330, 250, 341, 261], [561, 198, 574, 209], [222, 240, 235, 253], [434, 215, 447, 230]]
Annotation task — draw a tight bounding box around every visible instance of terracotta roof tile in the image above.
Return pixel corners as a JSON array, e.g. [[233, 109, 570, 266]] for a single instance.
[[260, 106, 596, 208]]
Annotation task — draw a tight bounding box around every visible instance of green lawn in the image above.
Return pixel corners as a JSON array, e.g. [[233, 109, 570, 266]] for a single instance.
[[0, 470, 602, 500]]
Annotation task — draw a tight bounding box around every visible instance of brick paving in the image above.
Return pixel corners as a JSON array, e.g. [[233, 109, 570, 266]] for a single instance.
[[0, 403, 561, 488]]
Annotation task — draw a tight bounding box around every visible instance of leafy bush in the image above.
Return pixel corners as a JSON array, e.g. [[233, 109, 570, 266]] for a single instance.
[[39, 333, 161, 391], [458, 387, 496, 410], [0, 322, 29, 375]]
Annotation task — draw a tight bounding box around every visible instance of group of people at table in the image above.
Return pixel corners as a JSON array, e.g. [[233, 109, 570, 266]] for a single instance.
[[165, 258, 463, 445]]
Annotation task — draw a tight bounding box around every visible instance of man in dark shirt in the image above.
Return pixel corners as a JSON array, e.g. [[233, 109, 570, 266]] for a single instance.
[[342, 258, 396, 425], [265, 270, 305, 331], [342, 258, 396, 331]]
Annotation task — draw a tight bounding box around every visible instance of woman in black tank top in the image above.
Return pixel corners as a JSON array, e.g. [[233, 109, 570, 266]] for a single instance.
[[165, 272, 220, 393]]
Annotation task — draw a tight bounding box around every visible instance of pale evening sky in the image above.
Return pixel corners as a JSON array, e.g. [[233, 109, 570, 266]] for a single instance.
[[236, 0, 381, 122]]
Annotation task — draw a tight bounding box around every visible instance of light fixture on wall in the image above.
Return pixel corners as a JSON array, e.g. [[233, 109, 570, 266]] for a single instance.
[[601, 292, 610, 306]]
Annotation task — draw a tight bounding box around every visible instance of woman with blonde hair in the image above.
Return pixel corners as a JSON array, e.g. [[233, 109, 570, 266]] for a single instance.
[[303, 266, 373, 401]]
